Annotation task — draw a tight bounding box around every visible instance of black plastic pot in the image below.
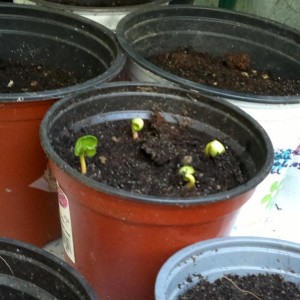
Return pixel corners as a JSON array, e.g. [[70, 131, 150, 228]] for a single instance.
[[0, 237, 96, 299], [1, 3, 125, 101], [155, 236, 300, 299], [116, 6, 300, 104], [40, 82, 273, 299]]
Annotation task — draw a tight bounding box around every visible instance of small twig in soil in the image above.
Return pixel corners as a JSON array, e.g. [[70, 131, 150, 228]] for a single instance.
[[223, 276, 262, 300], [0, 255, 14, 276]]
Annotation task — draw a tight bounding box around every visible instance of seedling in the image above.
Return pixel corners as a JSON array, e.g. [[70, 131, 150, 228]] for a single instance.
[[205, 140, 225, 157], [74, 135, 98, 174], [179, 165, 196, 189], [131, 117, 144, 140]]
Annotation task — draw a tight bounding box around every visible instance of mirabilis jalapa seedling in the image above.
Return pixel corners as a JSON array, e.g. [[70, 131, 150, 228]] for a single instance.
[[179, 165, 196, 189], [205, 139, 226, 157], [74, 135, 98, 174], [178, 140, 226, 188], [131, 117, 144, 140]]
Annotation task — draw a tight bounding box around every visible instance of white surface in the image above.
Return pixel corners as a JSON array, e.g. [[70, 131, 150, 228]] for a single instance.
[[44, 238, 64, 260], [232, 145, 300, 244]]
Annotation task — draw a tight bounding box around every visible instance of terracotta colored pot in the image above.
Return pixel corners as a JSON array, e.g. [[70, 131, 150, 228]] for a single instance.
[[0, 4, 125, 247], [40, 82, 273, 299]]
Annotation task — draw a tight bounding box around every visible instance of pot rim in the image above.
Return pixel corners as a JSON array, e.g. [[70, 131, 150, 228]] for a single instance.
[[40, 81, 274, 206], [18, 0, 169, 12], [116, 6, 300, 105], [0, 236, 97, 299], [155, 236, 300, 298], [0, 3, 126, 102]]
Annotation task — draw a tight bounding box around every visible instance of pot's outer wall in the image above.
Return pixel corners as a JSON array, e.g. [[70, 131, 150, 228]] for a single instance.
[[116, 6, 300, 104], [155, 236, 300, 300], [40, 82, 274, 299]]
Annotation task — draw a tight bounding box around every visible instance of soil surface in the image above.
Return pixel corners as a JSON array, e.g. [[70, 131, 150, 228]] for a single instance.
[[179, 274, 300, 300], [47, 0, 150, 7], [53, 112, 249, 198], [0, 60, 88, 93], [148, 48, 300, 96]]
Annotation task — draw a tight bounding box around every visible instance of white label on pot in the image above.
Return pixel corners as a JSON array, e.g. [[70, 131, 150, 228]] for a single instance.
[[57, 183, 75, 263]]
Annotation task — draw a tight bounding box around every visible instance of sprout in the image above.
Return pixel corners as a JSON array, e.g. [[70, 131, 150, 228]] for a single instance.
[[131, 117, 144, 140], [179, 165, 196, 189], [74, 135, 98, 174], [205, 140, 225, 157]]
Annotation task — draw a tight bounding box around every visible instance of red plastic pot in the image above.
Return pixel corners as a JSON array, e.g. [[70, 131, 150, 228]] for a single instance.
[[40, 82, 273, 299], [0, 4, 125, 247]]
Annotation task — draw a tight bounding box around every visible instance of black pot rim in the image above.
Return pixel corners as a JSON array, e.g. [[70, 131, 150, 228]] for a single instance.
[[0, 236, 97, 299], [0, 3, 126, 102], [20, 0, 169, 10], [116, 6, 300, 105], [40, 81, 274, 206]]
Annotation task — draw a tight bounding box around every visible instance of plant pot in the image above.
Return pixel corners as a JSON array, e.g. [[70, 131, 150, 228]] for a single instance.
[[13, 0, 170, 31], [155, 236, 300, 299], [116, 6, 300, 224], [40, 82, 273, 299], [0, 237, 96, 299], [0, 3, 125, 247]]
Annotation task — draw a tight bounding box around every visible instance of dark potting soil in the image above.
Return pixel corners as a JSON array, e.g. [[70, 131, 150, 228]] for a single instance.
[[54, 112, 249, 197], [148, 48, 300, 96], [0, 60, 87, 93], [46, 0, 150, 7], [179, 274, 300, 300]]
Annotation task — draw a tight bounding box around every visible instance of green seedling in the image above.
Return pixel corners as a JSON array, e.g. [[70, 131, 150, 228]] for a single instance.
[[74, 135, 98, 174], [179, 165, 196, 189], [205, 139, 225, 157], [131, 117, 144, 140]]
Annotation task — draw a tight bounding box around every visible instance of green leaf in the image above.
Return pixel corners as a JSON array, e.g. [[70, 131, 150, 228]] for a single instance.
[[74, 135, 98, 157]]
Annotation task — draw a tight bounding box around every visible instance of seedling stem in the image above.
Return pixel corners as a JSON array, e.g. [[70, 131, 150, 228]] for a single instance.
[[74, 135, 98, 174], [179, 165, 196, 189]]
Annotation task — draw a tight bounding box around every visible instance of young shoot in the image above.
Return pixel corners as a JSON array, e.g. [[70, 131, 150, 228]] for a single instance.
[[179, 165, 196, 189], [131, 117, 144, 140], [74, 135, 98, 174], [205, 139, 225, 158]]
